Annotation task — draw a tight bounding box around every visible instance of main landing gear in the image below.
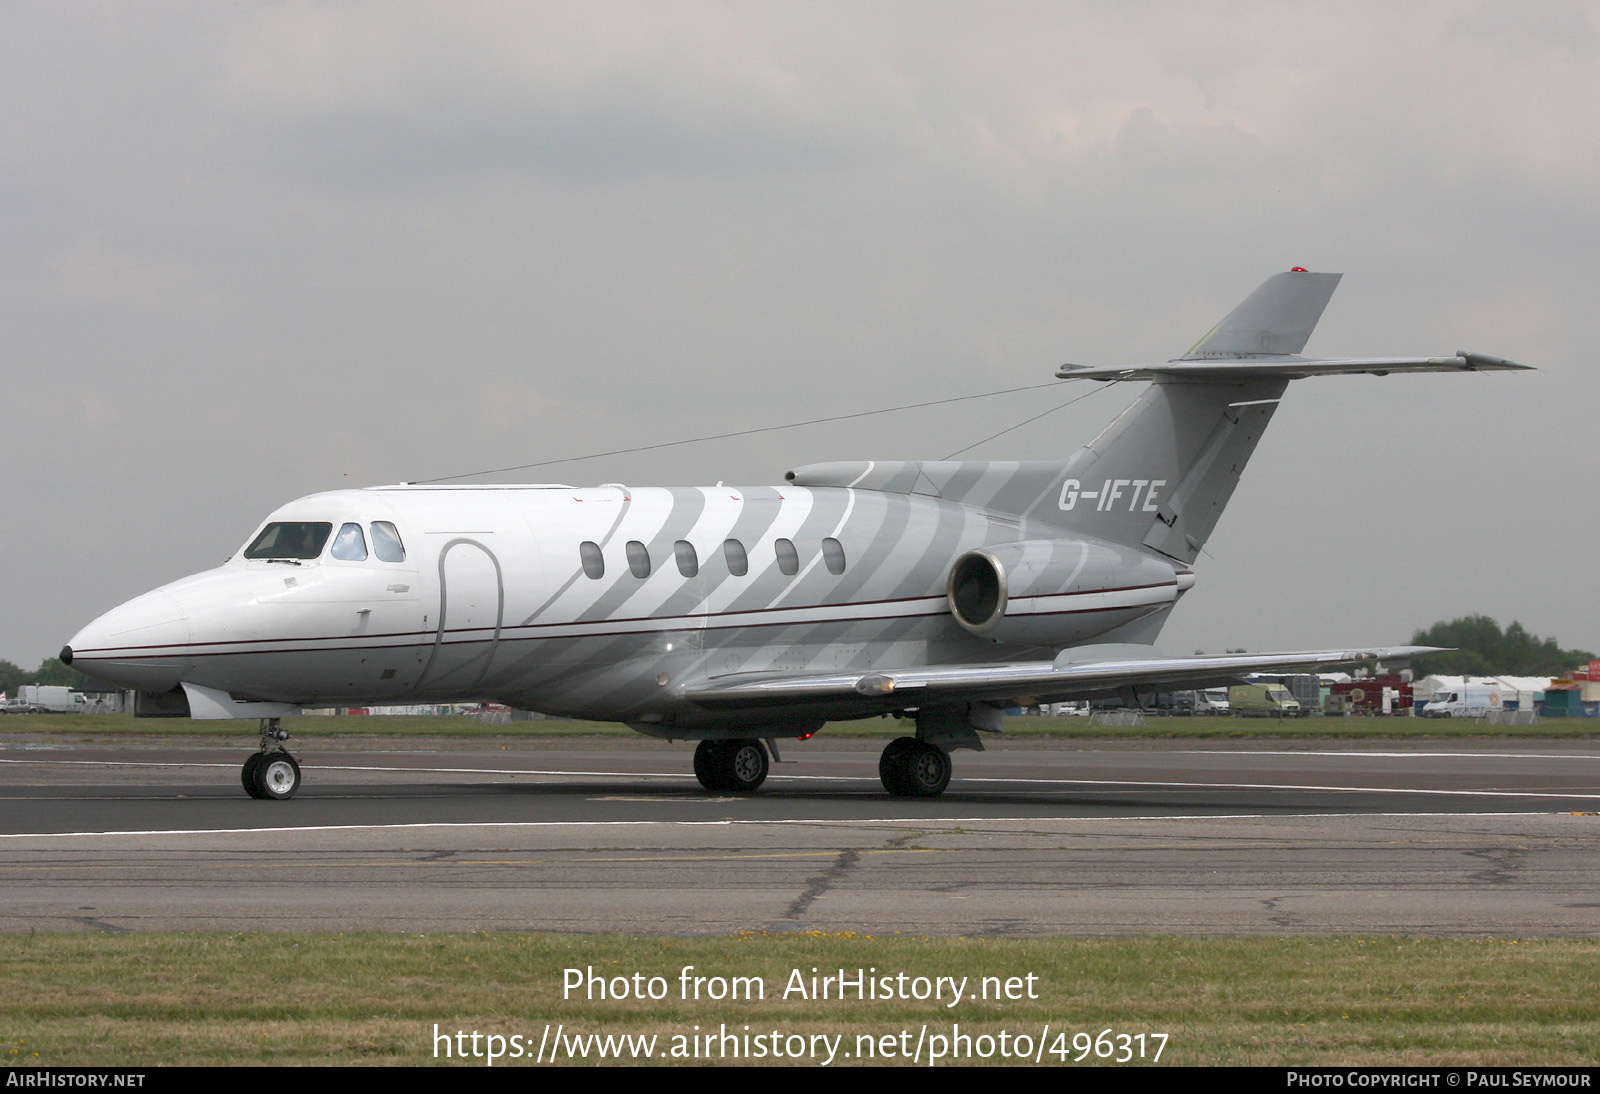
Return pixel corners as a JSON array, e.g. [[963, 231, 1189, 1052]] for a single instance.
[[242, 717, 301, 800], [684, 707, 983, 799], [878, 736, 952, 798], [693, 738, 770, 792]]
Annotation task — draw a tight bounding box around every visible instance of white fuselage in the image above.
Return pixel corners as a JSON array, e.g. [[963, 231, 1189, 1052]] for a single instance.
[[67, 483, 1188, 730]]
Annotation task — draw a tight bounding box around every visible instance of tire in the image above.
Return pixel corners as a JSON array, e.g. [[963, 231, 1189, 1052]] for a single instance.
[[694, 738, 769, 793], [693, 739, 727, 792], [723, 739, 768, 792], [241, 753, 266, 797], [251, 751, 301, 800], [878, 736, 920, 797], [903, 742, 952, 798]]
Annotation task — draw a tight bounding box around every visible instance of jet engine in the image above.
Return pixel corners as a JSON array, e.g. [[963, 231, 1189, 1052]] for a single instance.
[[946, 539, 1191, 647]]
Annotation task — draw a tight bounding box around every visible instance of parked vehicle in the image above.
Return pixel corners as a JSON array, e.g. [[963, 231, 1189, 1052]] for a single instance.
[[3, 685, 89, 714], [1228, 682, 1301, 717], [1421, 685, 1503, 718]]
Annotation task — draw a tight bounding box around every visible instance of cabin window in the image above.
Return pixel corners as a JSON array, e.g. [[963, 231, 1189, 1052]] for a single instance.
[[626, 540, 651, 578], [371, 521, 406, 562], [674, 540, 699, 578], [723, 539, 748, 577], [331, 523, 368, 561], [244, 522, 332, 560], [579, 541, 605, 579], [822, 537, 847, 575], [775, 537, 799, 576]]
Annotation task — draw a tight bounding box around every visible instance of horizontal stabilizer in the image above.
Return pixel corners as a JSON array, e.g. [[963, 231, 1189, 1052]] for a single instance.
[[1056, 351, 1531, 383], [679, 646, 1443, 710]]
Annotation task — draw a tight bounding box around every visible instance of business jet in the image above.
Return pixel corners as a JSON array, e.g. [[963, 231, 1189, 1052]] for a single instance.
[[62, 270, 1527, 800]]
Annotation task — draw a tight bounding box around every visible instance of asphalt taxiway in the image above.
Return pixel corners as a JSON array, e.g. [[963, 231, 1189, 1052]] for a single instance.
[[3, 737, 1598, 935]]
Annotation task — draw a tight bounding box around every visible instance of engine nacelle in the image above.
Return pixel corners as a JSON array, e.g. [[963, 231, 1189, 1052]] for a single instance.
[[947, 538, 1192, 647]]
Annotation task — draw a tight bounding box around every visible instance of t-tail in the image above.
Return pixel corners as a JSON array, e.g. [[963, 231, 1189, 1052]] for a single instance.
[[1028, 268, 1529, 564]]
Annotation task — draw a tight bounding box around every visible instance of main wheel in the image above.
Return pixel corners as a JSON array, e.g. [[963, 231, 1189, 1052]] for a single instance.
[[241, 753, 266, 798], [693, 739, 727, 791], [880, 738, 951, 798], [903, 741, 951, 798], [723, 739, 769, 792], [878, 736, 920, 796], [251, 751, 301, 800]]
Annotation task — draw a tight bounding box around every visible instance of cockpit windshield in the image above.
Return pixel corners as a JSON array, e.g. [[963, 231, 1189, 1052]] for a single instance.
[[244, 522, 332, 560]]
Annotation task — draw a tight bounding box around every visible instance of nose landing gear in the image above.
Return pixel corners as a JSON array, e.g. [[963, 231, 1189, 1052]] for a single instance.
[[242, 717, 301, 800]]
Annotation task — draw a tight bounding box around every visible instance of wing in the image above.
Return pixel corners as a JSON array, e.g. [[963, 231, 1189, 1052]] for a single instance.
[[677, 644, 1441, 712]]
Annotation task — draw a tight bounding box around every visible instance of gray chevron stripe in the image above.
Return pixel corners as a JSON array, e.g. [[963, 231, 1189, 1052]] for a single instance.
[[986, 460, 1067, 519], [614, 488, 716, 623], [516, 489, 632, 626], [815, 490, 900, 606], [764, 487, 856, 609], [720, 493, 817, 615], [574, 489, 707, 623], [719, 485, 787, 553], [959, 460, 1026, 510], [531, 484, 790, 678], [886, 496, 975, 600]]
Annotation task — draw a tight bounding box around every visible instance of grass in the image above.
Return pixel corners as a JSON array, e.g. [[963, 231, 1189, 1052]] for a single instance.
[[6, 717, 1597, 1066], [2, 933, 1596, 1066]]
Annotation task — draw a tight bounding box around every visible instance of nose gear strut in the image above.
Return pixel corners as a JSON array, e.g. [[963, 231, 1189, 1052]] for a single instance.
[[242, 717, 301, 800]]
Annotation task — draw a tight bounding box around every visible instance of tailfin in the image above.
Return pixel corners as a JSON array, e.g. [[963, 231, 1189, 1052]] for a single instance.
[[1183, 269, 1341, 358], [1024, 269, 1528, 563], [793, 270, 1527, 568]]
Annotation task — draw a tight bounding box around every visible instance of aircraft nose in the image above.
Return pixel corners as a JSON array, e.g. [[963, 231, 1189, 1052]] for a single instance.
[[66, 589, 193, 691]]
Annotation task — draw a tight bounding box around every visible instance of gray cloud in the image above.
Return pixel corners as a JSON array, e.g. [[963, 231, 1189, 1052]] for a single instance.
[[3, 1, 1596, 667]]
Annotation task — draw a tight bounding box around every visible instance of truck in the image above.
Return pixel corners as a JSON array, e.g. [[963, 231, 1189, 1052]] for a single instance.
[[2, 686, 90, 714], [1228, 682, 1301, 717], [1421, 684, 1504, 718]]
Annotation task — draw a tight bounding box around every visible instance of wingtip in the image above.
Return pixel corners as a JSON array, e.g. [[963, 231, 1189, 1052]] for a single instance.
[[1458, 351, 1533, 371]]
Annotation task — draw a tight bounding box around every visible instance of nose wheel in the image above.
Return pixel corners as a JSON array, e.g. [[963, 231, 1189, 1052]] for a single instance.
[[693, 738, 769, 792], [242, 718, 301, 800]]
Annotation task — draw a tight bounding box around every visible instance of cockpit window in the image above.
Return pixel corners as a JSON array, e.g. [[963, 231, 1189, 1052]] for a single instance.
[[244, 522, 332, 560], [370, 521, 406, 562], [331, 522, 368, 561]]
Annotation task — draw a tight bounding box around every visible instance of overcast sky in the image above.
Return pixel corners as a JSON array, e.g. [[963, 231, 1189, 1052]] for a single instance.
[[3, 1, 1597, 669]]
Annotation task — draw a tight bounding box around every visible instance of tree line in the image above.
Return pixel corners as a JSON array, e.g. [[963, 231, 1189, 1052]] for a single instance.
[[1409, 616, 1594, 677], [0, 657, 97, 695]]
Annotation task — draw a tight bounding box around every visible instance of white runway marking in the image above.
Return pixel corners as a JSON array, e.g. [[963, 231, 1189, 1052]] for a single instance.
[[8, 757, 1600, 800], [1177, 749, 1600, 760], [960, 776, 1600, 800], [0, 810, 1574, 840]]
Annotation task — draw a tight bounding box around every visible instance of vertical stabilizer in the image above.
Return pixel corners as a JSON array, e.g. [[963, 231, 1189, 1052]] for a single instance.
[[1022, 270, 1342, 562], [1025, 378, 1287, 564], [1182, 270, 1341, 358]]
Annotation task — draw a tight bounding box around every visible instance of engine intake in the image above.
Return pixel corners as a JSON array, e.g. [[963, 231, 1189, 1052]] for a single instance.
[[946, 539, 1189, 647], [948, 550, 1006, 633]]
